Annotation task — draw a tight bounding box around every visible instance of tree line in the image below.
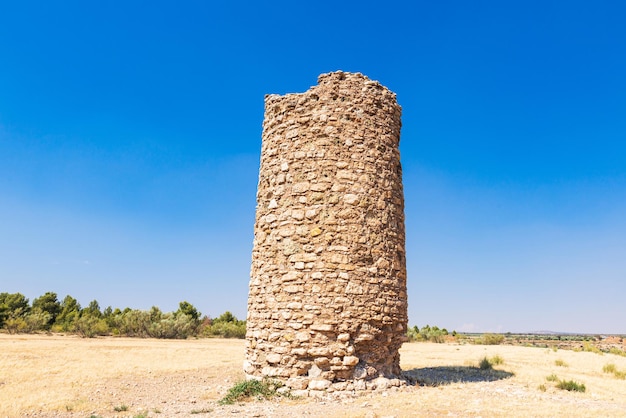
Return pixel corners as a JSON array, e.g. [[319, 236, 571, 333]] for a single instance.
[[0, 291, 246, 339]]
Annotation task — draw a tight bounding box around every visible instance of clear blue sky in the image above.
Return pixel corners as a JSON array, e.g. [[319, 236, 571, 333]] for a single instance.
[[1, 1, 625, 333]]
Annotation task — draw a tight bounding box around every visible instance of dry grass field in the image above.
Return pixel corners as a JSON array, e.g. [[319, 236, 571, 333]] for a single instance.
[[1, 334, 626, 417]]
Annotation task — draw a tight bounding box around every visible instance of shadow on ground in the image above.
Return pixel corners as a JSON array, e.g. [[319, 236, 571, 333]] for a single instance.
[[403, 366, 514, 387]]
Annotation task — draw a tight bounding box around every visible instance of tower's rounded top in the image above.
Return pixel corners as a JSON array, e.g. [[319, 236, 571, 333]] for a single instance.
[[317, 70, 384, 89]]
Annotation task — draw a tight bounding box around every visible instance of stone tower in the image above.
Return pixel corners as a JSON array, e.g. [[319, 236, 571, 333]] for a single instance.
[[245, 71, 407, 393]]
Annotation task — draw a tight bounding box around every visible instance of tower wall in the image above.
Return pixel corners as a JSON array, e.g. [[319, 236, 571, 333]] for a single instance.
[[245, 71, 407, 392]]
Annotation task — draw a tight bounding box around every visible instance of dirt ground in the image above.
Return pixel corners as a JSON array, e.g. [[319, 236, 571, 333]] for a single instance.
[[1, 334, 626, 417]]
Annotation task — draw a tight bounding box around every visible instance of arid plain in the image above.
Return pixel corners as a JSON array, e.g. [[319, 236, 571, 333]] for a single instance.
[[1, 334, 625, 417]]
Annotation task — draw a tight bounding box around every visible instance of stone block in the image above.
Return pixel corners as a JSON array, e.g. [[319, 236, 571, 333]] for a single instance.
[[343, 356, 359, 366], [266, 353, 282, 364], [310, 323, 334, 332], [286, 377, 309, 390]]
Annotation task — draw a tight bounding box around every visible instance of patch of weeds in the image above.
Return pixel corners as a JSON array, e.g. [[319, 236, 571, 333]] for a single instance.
[[603, 363, 617, 374], [152, 408, 162, 414], [546, 374, 559, 382], [551, 346, 558, 352], [190, 408, 214, 414], [89, 415, 103, 418], [556, 379, 586, 392], [114, 405, 129, 412], [490, 355, 504, 365], [538, 384, 547, 392], [478, 355, 504, 370], [479, 356, 493, 370], [581, 342, 603, 355], [555, 359, 568, 367], [133, 414, 148, 418], [218, 378, 289, 405], [65, 405, 73, 412], [609, 347, 626, 357], [474, 333, 504, 345], [603, 363, 626, 379]]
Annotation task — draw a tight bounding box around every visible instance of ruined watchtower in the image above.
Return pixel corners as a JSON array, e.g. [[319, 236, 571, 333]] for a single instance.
[[245, 71, 407, 392]]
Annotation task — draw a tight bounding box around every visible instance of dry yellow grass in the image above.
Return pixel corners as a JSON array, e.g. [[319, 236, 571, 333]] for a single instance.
[[0, 334, 243, 417], [1, 334, 626, 417]]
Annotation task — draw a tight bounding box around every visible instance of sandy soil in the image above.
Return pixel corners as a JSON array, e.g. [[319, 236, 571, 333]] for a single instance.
[[1, 334, 626, 417]]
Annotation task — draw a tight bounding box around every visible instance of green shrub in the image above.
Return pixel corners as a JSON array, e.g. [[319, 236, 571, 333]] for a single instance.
[[204, 321, 247, 339], [538, 384, 547, 392], [190, 408, 214, 414], [581, 342, 603, 355], [555, 359, 568, 367], [556, 379, 586, 392], [23, 311, 53, 333], [546, 374, 558, 382], [118, 310, 152, 338], [202, 311, 246, 339], [477, 355, 503, 369], [602, 363, 626, 379], [218, 378, 286, 405], [2, 309, 50, 334], [603, 363, 616, 374], [479, 357, 493, 370], [406, 325, 449, 343], [608, 347, 626, 357], [4, 316, 28, 334], [475, 333, 504, 345], [74, 315, 109, 338], [148, 313, 198, 339], [490, 355, 504, 365], [406, 326, 419, 341]]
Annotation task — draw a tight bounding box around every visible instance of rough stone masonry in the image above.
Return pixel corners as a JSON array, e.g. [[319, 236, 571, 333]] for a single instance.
[[245, 71, 407, 393]]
